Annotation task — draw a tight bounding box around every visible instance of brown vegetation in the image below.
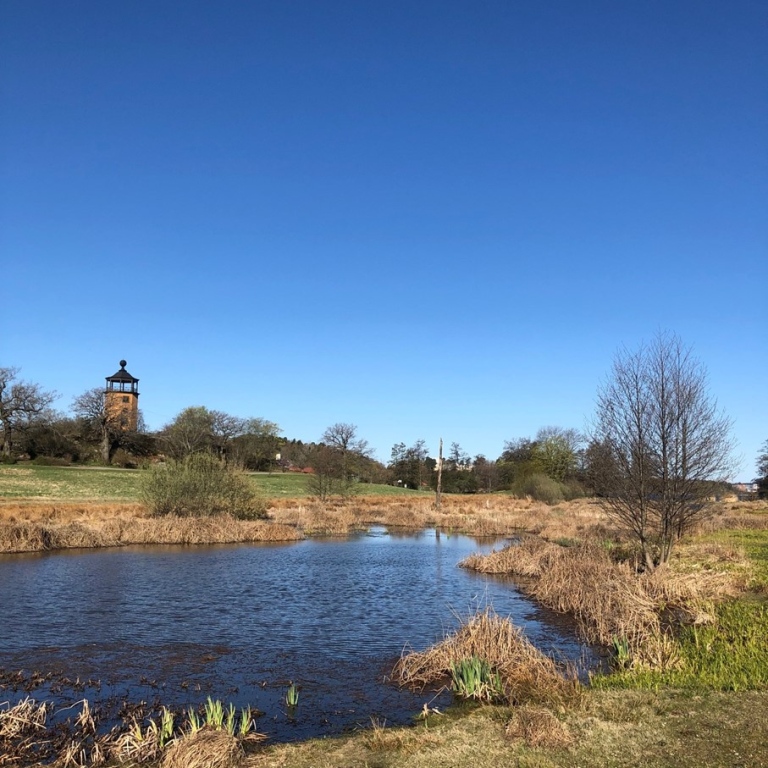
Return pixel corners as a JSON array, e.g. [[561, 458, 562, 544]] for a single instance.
[[392, 609, 580, 708], [461, 529, 752, 666], [505, 705, 573, 748], [2, 495, 765, 555], [161, 728, 244, 768], [0, 505, 302, 553]]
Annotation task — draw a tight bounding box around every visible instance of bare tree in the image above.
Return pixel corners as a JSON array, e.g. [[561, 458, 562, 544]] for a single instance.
[[0, 367, 57, 456], [321, 422, 370, 480], [592, 332, 735, 569], [72, 387, 127, 464]]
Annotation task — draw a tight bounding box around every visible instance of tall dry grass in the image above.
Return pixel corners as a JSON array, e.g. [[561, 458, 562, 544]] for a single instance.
[[462, 537, 743, 667], [0, 515, 302, 554], [393, 609, 580, 708], [2, 495, 760, 557], [268, 494, 613, 541], [161, 728, 244, 768]]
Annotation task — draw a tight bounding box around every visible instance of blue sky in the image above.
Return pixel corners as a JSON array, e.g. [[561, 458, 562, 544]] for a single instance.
[[2, 1, 766, 479]]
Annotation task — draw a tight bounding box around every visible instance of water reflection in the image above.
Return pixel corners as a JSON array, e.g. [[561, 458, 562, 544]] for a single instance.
[[0, 528, 594, 741]]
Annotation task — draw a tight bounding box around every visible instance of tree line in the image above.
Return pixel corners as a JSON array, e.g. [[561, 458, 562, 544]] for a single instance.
[[1, 332, 763, 569]]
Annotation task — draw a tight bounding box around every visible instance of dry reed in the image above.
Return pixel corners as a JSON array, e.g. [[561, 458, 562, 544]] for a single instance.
[[0, 515, 302, 554], [462, 537, 742, 668], [0, 697, 49, 741], [393, 609, 579, 708], [505, 705, 573, 748], [161, 728, 244, 768]]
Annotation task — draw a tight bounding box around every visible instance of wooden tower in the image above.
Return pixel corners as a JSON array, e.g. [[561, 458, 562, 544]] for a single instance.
[[105, 360, 140, 432]]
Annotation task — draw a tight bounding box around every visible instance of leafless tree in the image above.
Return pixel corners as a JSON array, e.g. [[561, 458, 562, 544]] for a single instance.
[[0, 367, 57, 456], [321, 422, 370, 480], [591, 332, 736, 569], [72, 387, 127, 464]]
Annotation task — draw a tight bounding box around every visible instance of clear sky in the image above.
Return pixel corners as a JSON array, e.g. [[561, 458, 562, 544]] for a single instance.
[[2, 1, 766, 479]]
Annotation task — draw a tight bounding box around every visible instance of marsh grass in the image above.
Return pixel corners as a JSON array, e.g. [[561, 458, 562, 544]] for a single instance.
[[0, 514, 302, 553], [285, 683, 300, 708], [160, 727, 244, 768], [393, 609, 579, 708], [462, 537, 743, 670]]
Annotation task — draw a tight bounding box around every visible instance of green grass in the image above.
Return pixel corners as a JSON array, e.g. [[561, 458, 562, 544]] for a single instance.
[[0, 465, 143, 500], [594, 600, 768, 692], [0, 464, 430, 502], [704, 528, 768, 591]]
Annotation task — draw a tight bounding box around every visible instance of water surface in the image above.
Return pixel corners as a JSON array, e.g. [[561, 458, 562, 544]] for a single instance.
[[0, 527, 592, 740]]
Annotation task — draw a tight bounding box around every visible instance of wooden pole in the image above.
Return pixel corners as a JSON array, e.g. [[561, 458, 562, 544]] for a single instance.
[[436, 437, 443, 509]]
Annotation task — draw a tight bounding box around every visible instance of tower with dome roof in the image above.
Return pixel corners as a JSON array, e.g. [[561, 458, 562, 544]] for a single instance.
[[104, 360, 140, 432]]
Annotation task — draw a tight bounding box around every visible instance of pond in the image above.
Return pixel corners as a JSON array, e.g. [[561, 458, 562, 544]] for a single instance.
[[0, 527, 594, 742]]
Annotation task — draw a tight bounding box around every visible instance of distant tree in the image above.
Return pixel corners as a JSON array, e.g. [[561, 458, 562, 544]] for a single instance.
[[321, 422, 370, 480], [0, 367, 58, 457], [497, 437, 537, 489], [472, 455, 499, 492], [307, 444, 348, 500], [159, 406, 219, 460], [591, 332, 736, 570], [437, 442, 477, 493], [389, 439, 429, 489], [308, 423, 371, 499], [756, 439, 768, 500], [72, 387, 148, 464], [532, 427, 582, 482], [230, 418, 282, 471], [20, 413, 82, 461]]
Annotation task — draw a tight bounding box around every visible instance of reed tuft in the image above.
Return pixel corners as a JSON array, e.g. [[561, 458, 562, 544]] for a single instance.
[[393, 609, 580, 708], [161, 727, 244, 768]]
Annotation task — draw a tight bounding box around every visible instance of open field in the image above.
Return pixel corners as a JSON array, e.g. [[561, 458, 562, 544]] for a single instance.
[[0, 464, 429, 501]]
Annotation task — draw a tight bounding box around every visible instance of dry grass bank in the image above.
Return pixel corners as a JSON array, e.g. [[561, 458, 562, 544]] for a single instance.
[[459, 501, 768, 667], [2, 494, 765, 559], [0, 506, 301, 553]]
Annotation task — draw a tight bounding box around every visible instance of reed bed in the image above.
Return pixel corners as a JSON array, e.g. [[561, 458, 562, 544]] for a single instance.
[[462, 537, 743, 668], [392, 609, 580, 708], [0, 515, 302, 553], [0, 697, 265, 768]]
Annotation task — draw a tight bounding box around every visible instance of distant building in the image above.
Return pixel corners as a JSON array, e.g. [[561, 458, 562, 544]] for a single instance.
[[105, 360, 140, 432]]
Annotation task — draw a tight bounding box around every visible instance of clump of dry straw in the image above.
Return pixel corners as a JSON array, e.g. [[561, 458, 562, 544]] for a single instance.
[[393, 608, 579, 707]]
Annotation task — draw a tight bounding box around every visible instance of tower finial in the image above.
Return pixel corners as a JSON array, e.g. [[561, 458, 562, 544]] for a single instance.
[[119, 359, 127, 368]]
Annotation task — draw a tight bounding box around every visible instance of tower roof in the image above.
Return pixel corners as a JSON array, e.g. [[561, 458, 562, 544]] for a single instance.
[[106, 360, 139, 384]]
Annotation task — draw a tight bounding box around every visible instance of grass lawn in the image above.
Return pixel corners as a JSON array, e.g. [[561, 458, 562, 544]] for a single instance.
[[245, 689, 768, 768], [0, 464, 430, 502], [0, 465, 143, 500]]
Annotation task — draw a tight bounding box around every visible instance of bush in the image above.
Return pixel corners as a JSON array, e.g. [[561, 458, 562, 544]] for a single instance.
[[515, 473, 566, 505], [30, 455, 71, 466], [141, 453, 267, 519]]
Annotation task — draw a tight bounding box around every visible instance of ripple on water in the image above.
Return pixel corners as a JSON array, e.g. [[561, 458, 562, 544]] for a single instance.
[[0, 528, 596, 741]]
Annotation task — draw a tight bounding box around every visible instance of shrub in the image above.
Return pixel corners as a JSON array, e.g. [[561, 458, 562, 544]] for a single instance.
[[141, 453, 267, 519], [30, 455, 71, 467], [515, 473, 565, 505]]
